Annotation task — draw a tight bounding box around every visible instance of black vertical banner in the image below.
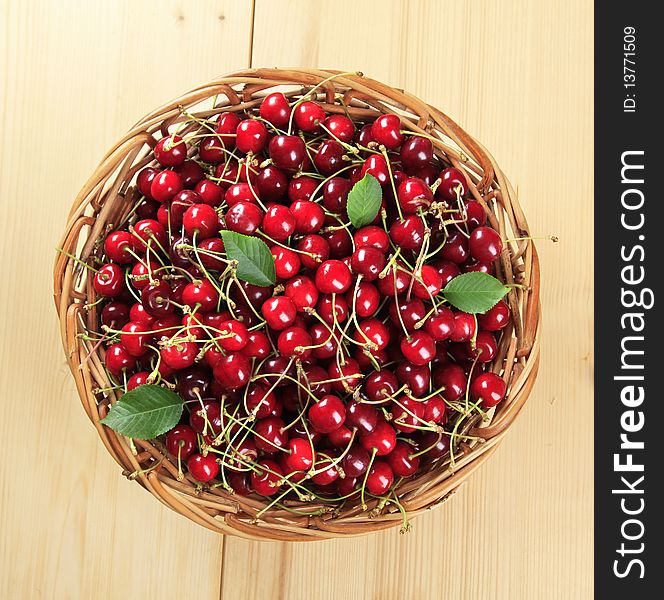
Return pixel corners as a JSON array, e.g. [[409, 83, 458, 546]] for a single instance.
[[595, 4, 661, 597]]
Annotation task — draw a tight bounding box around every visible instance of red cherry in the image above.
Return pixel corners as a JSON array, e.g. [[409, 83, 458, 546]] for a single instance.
[[397, 177, 433, 214], [277, 326, 312, 358], [150, 170, 183, 203], [309, 395, 346, 434], [434, 259, 461, 285], [297, 234, 330, 269], [288, 175, 318, 202], [354, 225, 390, 252], [215, 112, 240, 148], [198, 135, 226, 163], [225, 182, 256, 207], [253, 417, 288, 453], [389, 216, 425, 250], [269, 135, 306, 172], [182, 279, 219, 312], [434, 364, 467, 401], [104, 231, 137, 264], [160, 338, 197, 370], [217, 319, 249, 352], [412, 264, 443, 300], [350, 247, 386, 281], [284, 438, 314, 471], [360, 154, 390, 185], [396, 362, 430, 397], [271, 246, 301, 280], [323, 177, 351, 213], [262, 204, 295, 241], [360, 420, 397, 456], [137, 167, 158, 199], [345, 401, 378, 435], [478, 300, 510, 331], [391, 397, 425, 433], [324, 114, 355, 142], [213, 352, 251, 389], [187, 454, 219, 483], [126, 371, 150, 391], [387, 441, 420, 477], [354, 318, 390, 350], [236, 119, 268, 154], [366, 460, 394, 495], [424, 307, 455, 341], [261, 296, 297, 330], [251, 459, 283, 496], [314, 139, 345, 175], [105, 343, 137, 377], [225, 201, 264, 235], [327, 358, 362, 393], [166, 425, 198, 460], [120, 321, 153, 357], [141, 280, 174, 318], [400, 331, 436, 366], [256, 166, 288, 202], [294, 101, 326, 133], [246, 383, 278, 419], [183, 204, 219, 239], [101, 301, 130, 329], [154, 134, 187, 167], [437, 167, 468, 200], [197, 237, 226, 270], [353, 282, 381, 317], [450, 311, 477, 343], [471, 372, 507, 408], [260, 92, 291, 128], [364, 370, 399, 404], [94, 263, 126, 297], [440, 230, 469, 264], [242, 331, 271, 359], [290, 200, 325, 234], [468, 226, 503, 262], [315, 259, 352, 294], [317, 293, 349, 323], [423, 395, 447, 424], [176, 160, 205, 188], [371, 114, 403, 149], [400, 137, 434, 173], [284, 275, 319, 311]]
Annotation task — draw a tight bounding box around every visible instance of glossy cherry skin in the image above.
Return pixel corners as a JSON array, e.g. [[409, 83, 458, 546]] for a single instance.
[[283, 437, 314, 472], [365, 460, 394, 495], [104, 231, 136, 264], [387, 441, 420, 477], [350, 247, 385, 281], [437, 167, 468, 201], [396, 362, 430, 397], [242, 330, 271, 359], [315, 260, 352, 294], [317, 293, 349, 323], [341, 444, 370, 478], [166, 424, 198, 460], [151, 170, 183, 203], [412, 265, 443, 300], [478, 300, 510, 331], [212, 352, 252, 389], [126, 371, 150, 391], [360, 420, 397, 456], [290, 200, 325, 234], [354, 318, 390, 351], [154, 134, 187, 167], [294, 101, 326, 133], [262, 204, 295, 241], [269, 135, 306, 172], [225, 182, 256, 206], [314, 139, 345, 175], [416, 430, 450, 460], [389, 298, 426, 332], [471, 372, 507, 408], [354, 225, 390, 252], [253, 417, 288, 453], [277, 326, 312, 358], [468, 226, 503, 262], [271, 246, 301, 280], [256, 166, 288, 202], [440, 230, 469, 264], [433, 364, 467, 401], [183, 204, 219, 239], [198, 135, 226, 163], [197, 237, 226, 270], [323, 227, 353, 258], [284, 275, 319, 311], [160, 338, 197, 370], [434, 259, 462, 286], [182, 279, 219, 312], [251, 459, 283, 496], [327, 358, 362, 393], [371, 114, 403, 149], [390, 397, 426, 433], [397, 177, 433, 214], [235, 119, 268, 154], [260, 92, 291, 128], [105, 343, 137, 377], [261, 296, 297, 330], [400, 331, 436, 366], [288, 175, 318, 202], [450, 311, 477, 343], [187, 454, 220, 483], [464, 331, 498, 363], [137, 167, 158, 199], [245, 383, 278, 418], [323, 177, 351, 213], [214, 111, 240, 148], [423, 395, 447, 424], [309, 395, 346, 434], [352, 282, 381, 318], [94, 264, 126, 297], [176, 160, 205, 188], [119, 321, 153, 357], [424, 307, 455, 341], [141, 280, 174, 318], [389, 216, 425, 250], [364, 370, 399, 404], [400, 137, 434, 173], [225, 201, 264, 235], [296, 234, 329, 269], [346, 401, 378, 435], [360, 154, 390, 185], [101, 301, 130, 329]]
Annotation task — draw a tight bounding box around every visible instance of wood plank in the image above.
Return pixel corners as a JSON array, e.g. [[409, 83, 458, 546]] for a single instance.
[[0, 1, 253, 598], [219, 1, 594, 598]]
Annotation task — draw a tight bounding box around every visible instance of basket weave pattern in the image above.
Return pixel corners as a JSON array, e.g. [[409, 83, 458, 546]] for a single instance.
[[54, 68, 540, 541]]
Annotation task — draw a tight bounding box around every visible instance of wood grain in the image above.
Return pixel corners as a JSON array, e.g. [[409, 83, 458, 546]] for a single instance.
[[0, 1, 253, 598], [0, 1, 593, 599]]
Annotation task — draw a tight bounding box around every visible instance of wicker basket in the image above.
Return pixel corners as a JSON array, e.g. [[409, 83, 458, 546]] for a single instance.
[[53, 68, 540, 541]]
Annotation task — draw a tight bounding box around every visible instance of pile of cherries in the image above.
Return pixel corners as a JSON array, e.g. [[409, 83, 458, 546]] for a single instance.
[[93, 89, 510, 505]]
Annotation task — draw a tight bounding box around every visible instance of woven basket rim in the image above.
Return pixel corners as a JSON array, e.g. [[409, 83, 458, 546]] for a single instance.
[[54, 67, 541, 542]]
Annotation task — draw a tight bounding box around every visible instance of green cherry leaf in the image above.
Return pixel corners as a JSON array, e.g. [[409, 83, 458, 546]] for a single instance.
[[100, 384, 184, 440], [442, 272, 510, 314], [220, 230, 276, 286], [346, 173, 382, 228]]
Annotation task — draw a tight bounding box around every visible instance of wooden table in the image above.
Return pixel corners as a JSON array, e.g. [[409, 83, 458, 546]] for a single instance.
[[0, 1, 593, 598]]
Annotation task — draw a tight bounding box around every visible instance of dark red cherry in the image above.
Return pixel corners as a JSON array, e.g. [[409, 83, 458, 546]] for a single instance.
[[400, 137, 434, 173], [260, 92, 291, 128], [470, 372, 506, 408], [269, 135, 306, 172], [437, 167, 468, 200], [468, 226, 503, 262], [371, 114, 403, 149], [154, 134, 187, 167], [236, 119, 268, 154], [322, 177, 351, 213]]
